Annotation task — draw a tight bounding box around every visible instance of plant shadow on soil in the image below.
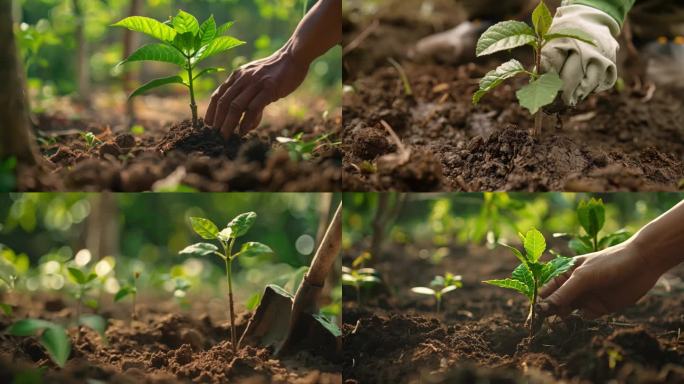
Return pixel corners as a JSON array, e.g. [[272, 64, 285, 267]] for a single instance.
[[17, 115, 342, 192], [342, 244, 684, 383], [342, 4, 684, 192], [0, 294, 341, 384]]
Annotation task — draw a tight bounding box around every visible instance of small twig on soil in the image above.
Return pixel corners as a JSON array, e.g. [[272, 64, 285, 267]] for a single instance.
[[380, 120, 406, 154], [343, 19, 380, 55], [641, 82, 656, 103], [387, 58, 413, 97]]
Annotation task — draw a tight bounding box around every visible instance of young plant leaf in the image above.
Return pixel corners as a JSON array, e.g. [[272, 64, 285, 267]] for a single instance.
[[119, 43, 187, 67], [172, 10, 200, 36], [473, 59, 526, 104], [179, 242, 219, 257], [226, 212, 257, 239], [40, 325, 70, 368], [569, 236, 594, 255], [199, 16, 217, 48], [523, 229, 546, 262], [599, 230, 631, 249], [532, 1, 553, 37], [235, 242, 273, 258], [190, 217, 219, 239], [114, 286, 136, 302], [129, 76, 187, 99], [7, 319, 55, 336], [545, 28, 596, 46], [79, 314, 108, 340], [516, 72, 563, 114], [511, 264, 534, 299], [577, 198, 605, 238], [540, 256, 575, 285], [112, 16, 177, 43], [216, 21, 235, 35], [193, 67, 226, 80], [483, 278, 530, 297], [67, 268, 87, 285], [441, 285, 459, 295], [245, 292, 261, 310], [499, 242, 528, 265], [476, 20, 536, 56], [411, 287, 436, 295], [197, 36, 245, 62]]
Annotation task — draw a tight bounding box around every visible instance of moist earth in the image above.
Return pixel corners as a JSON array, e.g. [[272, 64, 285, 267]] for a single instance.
[[0, 295, 341, 384], [17, 116, 342, 192]]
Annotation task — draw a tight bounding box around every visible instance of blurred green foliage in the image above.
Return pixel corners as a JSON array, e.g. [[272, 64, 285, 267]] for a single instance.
[[14, 0, 340, 105]]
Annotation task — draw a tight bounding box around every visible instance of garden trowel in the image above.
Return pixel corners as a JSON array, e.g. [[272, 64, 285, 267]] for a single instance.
[[239, 202, 342, 360]]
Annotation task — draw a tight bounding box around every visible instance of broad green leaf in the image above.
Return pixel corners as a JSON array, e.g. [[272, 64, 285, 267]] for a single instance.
[[197, 36, 245, 63], [545, 28, 596, 46], [511, 263, 534, 299], [226, 212, 257, 238], [216, 21, 235, 35], [441, 285, 459, 294], [473, 59, 525, 104], [179, 242, 219, 257], [569, 236, 593, 255], [199, 16, 217, 48], [540, 256, 575, 285], [85, 273, 98, 284], [217, 227, 233, 242], [516, 72, 563, 114], [119, 43, 186, 67], [499, 241, 528, 265], [172, 10, 200, 36], [0, 303, 12, 316], [129, 75, 186, 99], [112, 16, 176, 43], [190, 217, 219, 239], [235, 242, 273, 258], [40, 325, 70, 367], [79, 314, 107, 340], [193, 67, 225, 80], [312, 313, 342, 337], [67, 267, 87, 285], [411, 287, 435, 295], [7, 319, 54, 336], [476, 20, 536, 56], [174, 32, 197, 56], [524, 229, 546, 262], [532, 1, 553, 37], [599, 230, 631, 249], [577, 198, 605, 238], [114, 286, 136, 302], [483, 278, 530, 297]]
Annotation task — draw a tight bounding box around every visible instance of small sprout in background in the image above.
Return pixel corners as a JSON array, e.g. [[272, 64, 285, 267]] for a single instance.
[[67, 267, 106, 342], [569, 198, 631, 255], [112, 10, 246, 128], [7, 319, 70, 368], [484, 229, 575, 334], [276, 132, 340, 162], [411, 273, 462, 313], [342, 252, 382, 304], [115, 272, 140, 321], [0, 258, 18, 316], [130, 124, 145, 136], [80, 132, 101, 149], [387, 57, 413, 97], [473, 1, 596, 135], [607, 348, 623, 370], [179, 212, 273, 352]]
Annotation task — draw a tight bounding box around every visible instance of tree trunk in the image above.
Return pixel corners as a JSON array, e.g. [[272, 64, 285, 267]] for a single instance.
[[72, 0, 90, 106], [0, 0, 37, 165], [122, 0, 142, 126], [86, 193, 119, 260]]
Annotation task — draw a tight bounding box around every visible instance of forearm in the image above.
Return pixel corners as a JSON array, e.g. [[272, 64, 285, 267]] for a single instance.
[[283, 0, 341, 66], [562, 0, 635, 26], [630, 200, 684, 274]]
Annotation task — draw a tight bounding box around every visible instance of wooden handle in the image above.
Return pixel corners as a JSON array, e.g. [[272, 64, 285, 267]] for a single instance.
[[305, 201, 342, 287]]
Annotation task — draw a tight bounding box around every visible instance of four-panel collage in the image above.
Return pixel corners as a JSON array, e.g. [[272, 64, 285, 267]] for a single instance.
[[0, 0, 683, 383]]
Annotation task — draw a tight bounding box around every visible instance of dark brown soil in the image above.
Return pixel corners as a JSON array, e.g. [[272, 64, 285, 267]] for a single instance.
[[342, 6, 684, 192], [0, 295, 341, 384], [342, 244, 684, 383], [17, 115, 341, 192]]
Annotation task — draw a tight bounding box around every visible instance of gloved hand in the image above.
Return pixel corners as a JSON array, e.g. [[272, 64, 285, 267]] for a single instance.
[[541, 4, 621, 106]]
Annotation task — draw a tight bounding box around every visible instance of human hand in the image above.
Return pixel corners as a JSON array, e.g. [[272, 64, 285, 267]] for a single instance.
[[205, 48, 310, 139], [541, 4, 620, 106], [538, 241, 663, 319]]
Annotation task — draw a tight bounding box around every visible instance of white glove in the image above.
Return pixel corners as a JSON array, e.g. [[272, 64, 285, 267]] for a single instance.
[[541, 4, 620, 106]]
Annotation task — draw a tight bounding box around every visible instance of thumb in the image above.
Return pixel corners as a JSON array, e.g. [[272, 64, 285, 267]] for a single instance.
[[539, 272, 586, 317]]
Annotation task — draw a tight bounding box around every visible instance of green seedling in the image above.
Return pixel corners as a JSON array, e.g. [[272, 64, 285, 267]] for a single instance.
[[80, 132, 101, 149], [115, 272, 140, 321], [484, 229, 575, 334], [6, 319, 70, 368], [276, 132, 340, 162], [567, 198, 631, 255], [66, 267, 102, 342], [179, 212, 273, 352], [342, 252, 381, 304], [112, 10, 246, 128], [411, 273, 462, 313], [473, 1, 596, 135]]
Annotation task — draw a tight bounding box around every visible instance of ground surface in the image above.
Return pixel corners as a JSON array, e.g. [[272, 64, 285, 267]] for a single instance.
[[342, 1, 684, 192], [0, 294, 341, 384], [16, 96, 341, 192], [342, 243, 684, 383]]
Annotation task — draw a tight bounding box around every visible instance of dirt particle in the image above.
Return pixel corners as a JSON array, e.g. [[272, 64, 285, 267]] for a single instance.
[[174, 344, 193, 366], [115, 133, 136, 152], [99, 142, 121, 158]]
